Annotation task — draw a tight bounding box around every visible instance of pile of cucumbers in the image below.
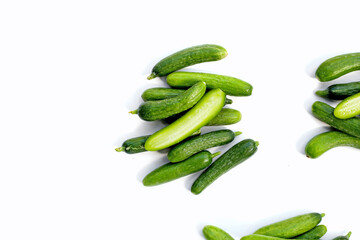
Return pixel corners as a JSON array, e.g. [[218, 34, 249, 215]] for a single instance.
[[305, 53, 360, 158], [116, 44, 258, 194], [202, 212, 352, 240]]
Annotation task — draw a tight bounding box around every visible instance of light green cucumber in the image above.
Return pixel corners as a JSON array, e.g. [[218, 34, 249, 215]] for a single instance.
[[203, 225, 234, 240], [294, 225, 327, 239], [240, 234, 318, 240], [334, 92, 360, 119], [145, 88, 226, 151]]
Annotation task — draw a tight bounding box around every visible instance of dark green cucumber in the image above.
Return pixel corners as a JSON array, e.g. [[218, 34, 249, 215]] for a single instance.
[[316, 53, 360, 81], [203, 225, 234, 240], [305, 131, 360, 158], [130, 81, 206, 121], [240, 234, 318, 240], [168, 129, 241, 163], [145, 88, 226, 151], [316, 81, 360, 100], [294, 225, 327, 239], [142, 151, 220, 186], [141, 87, 233, 104], [167, 71, 253, 96], [332, 232, 352, 240], [311, 101, 360, 138], [253, 213, 324, 238], [191, 139, 258, 194], [334, 92, 360, 119], [147, 44, 227, 79]]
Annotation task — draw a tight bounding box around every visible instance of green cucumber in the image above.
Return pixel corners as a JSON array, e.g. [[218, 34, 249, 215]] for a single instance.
[[316, 53, 360, 81], [311, 101, 360, 138], [167, 71, 253, 96], [332, 232, 352, 240], [240, 234, 318, 240], [130, 81, 206, 121], [315, 81, 360, 100], [145, 88, 226, 151], [334, 92, 360, 119], [168, 129, 242, 163], [203, 225, 234, 240], [142, 151, 220, 186], [141, 87, 233, 104], [253, 213, 324, 238], [191, 139, 258, 194], [294, 225, 327, 239], [305, 131, 360, 158], [147, 44, 227, 79]]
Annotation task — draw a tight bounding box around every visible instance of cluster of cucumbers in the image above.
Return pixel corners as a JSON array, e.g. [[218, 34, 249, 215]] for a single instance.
[[202, 212, 351, 240], [116, 44, 258, 194], [305, 53, 360, 158]]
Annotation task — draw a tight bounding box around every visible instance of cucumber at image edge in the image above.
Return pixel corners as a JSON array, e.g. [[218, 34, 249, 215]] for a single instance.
[[202, 225, 234, 240], [316, 81, 360, 100], [334, 92, 360, 119]]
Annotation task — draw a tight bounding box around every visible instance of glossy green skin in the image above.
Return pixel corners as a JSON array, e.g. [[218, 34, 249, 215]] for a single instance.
[[305, 131, 360, 158], [134, 81, 206, 121], [253, 213, 323, 238], [167, 71, 253, 96], [145, 89, 226, 151], [312, 101, 360, 138], [334, 92, 360, 119], [168, 129, 240, 163], [191, 139, 258, 194], [332, 232, 352, 240], [294, 225, 327, 239], [203, 225, 234, 240], [316, 81, 360, 100], [142, 151, 213, 186], [316, 53, 360, 82], [147, 44, 227, 79], [241, 234, 318, 240]]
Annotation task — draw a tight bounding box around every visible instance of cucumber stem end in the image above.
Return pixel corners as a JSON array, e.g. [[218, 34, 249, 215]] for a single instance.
[[234, 131, 242, 136], [315, 90, 329, 98], [211, 152, 221, 158], [115, 147, 124, 152], [346, 231, 352, 238], [147, 73, 157, 80], [129, 109, 138, 114]]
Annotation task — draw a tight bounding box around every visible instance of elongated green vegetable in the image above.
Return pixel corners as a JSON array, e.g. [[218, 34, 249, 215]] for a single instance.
[[253, 213, 324, 238], [168, 129, 241, 163], [203, 225, 234, 240], [145, 88, 226, 151], [167, 71, 253, 96], [147, 44, 227, 79], [311, 101, 360, 138], [206, 108, 241, 126], [240, 234, 318, 240], [316, 53, 360, 81], [332, 232, 352, 240], [191, 139, 258, 194], [334, 92, 360, 119], [142, 151, 219, 186], [130, 81, 206, 121], [305, 131, 360, 158], [315, 81, 360, 100], [294, 225, 327, 239]]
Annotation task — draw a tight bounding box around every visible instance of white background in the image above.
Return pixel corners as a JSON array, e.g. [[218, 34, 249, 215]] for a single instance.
[[1, 1, 360, 239]]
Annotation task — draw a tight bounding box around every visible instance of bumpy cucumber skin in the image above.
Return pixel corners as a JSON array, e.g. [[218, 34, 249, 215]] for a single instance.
[[134, 81, 206, 121], [206, 108, 241, 126], [316, 53, 360, 82], [167, 71, 253, 96], [312, 101, 360, 138], [305, 131, 360, 158], [334, 92, 360, 119], [241, 234, 318, 240], [168, 129, 240, 163], [142, 151, 213, 186], [145, 89, 226, 151], [253, 213, 323, 238], [316, 81, 360, 100], [294, 225, 327, 239], [203, 225, 234, 240], [116, 135, 149, 154], [191, 139, 258, 194], [148, 44, 227, 79]]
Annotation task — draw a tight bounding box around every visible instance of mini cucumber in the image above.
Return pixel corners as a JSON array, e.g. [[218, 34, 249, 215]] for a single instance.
[[253, 213, 324, 238], [311, 101, 360, 138], [294, 225, 327, 239], [203, 225, 234, 240], [167, 71, 253, 96], [145, 88, 226, 151], [305, 131, 360, 158], [167, 129, 242, 163], [191, 139, 258, 194], [316, 52, 360, 82], [240, 234, 318, 240], [315, 81, 360, 100], [130, 81, 206, 121], [141, 87, 233, 104], [142, 151, 220, 186], [334, 92, 360, 119], [332, 232, 352, 240], [147, 44, 227, 79]]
